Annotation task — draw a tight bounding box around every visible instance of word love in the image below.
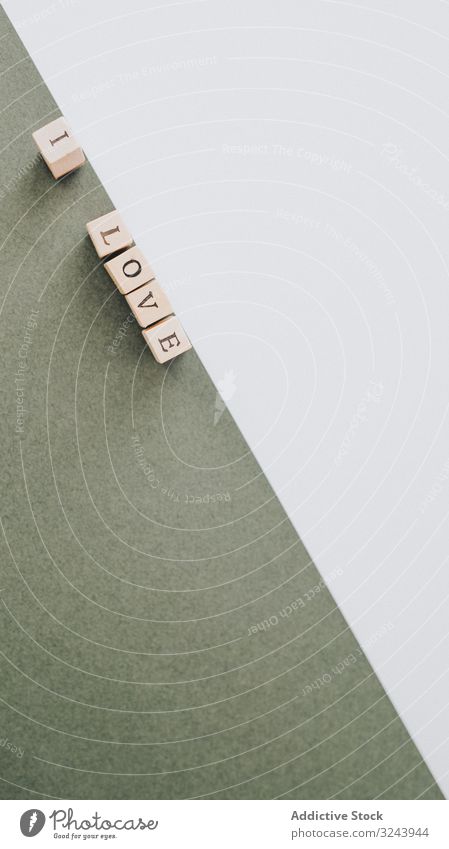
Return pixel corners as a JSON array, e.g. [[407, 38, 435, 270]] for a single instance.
[[87, 210, 191, 363]]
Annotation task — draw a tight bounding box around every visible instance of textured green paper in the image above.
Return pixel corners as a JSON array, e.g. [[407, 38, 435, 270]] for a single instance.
[[0, 6, 443, 800]]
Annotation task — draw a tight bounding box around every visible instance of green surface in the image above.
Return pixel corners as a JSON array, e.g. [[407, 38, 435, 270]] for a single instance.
[[0, 6, 443, 800]]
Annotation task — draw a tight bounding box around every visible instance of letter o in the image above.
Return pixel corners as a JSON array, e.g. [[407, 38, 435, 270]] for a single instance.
[[123, 259, 142, 278]]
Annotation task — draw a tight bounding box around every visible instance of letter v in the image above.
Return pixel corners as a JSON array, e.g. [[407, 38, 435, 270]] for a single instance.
[[138, 290, 158, 309]]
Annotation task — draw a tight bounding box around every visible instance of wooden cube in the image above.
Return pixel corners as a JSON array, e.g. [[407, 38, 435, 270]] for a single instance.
[[86, 210, 133, 259], [104, 246, 155, 294], [142, 315, 191, 363], [125, 280, 173, 328], [32, 117, 85, 179]]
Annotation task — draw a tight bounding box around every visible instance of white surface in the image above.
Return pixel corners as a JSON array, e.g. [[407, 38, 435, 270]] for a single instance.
[[5, 0, 449, 795]]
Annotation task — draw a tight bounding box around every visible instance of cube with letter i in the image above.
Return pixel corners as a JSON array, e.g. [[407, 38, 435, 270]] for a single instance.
[[32, 117, 85, 179]]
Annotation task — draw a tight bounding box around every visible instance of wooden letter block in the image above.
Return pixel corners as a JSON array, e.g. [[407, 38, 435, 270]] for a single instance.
[[104, 246, 155, 294], [142, 315, 191, 363], [32, 117, 85, 179], [86, 210, 133, 259], [125, 280, 173, 328]]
